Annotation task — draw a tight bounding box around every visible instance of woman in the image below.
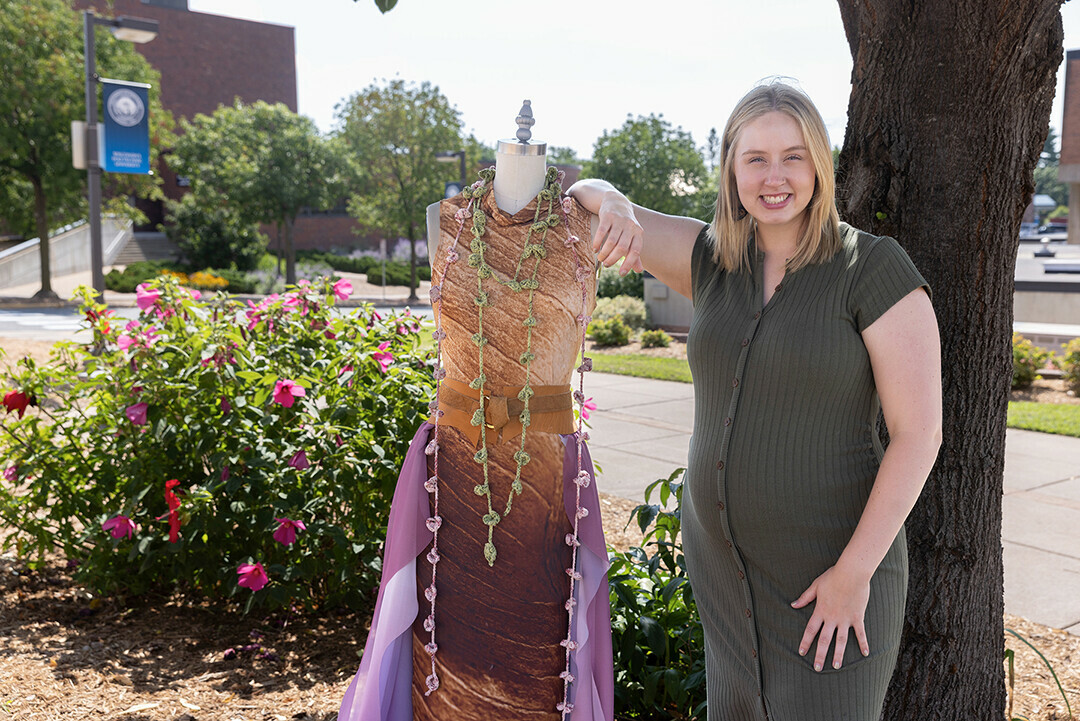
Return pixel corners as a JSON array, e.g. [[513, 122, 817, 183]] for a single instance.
[[568, 82, 941, 721]]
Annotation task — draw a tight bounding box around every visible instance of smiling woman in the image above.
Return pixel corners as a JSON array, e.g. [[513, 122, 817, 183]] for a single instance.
[[567, 80, 941, 721]]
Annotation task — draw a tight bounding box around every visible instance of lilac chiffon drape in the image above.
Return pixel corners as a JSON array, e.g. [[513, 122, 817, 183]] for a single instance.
[[338, 422, 614, 721]]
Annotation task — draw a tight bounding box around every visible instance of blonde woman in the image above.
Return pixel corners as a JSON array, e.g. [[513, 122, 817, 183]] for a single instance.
[[568, 82, 941, 720]]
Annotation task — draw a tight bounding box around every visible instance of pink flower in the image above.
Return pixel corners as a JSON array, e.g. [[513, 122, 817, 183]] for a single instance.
[[288, 450, 310, 470], [221, 465, 230, 482], [272, 379, 306, 407], [237, 562, 269, 591], [135, 283, 162, 311], [272, 518, 307, 546], [333, 278, 353, 301], [117, 334, 137, 351], [125, 402, 149, 425], [580, 397, 597, 421], [188, 289, 202, 300], [562, 197, 574, 214], [221, 397, 231, 414], [103, 514, 135, 540], [374, 342, 393, 374], [3, 465, 17, 482], [157, 479, 182, 543]]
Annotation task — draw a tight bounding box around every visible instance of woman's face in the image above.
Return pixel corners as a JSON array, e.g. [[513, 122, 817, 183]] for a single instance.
[[732, 111, 817, 237]]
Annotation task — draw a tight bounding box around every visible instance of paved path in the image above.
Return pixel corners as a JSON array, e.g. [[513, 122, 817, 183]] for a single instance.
[[586, 374, 1080, 635]]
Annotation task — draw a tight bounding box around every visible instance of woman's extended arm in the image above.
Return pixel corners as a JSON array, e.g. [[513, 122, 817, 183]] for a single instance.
[[791, 288, 942, 671], [567, 179, 705, 300]]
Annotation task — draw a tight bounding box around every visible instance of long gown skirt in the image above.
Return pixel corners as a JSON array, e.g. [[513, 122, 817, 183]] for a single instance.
[[337, 422, 613, 721]]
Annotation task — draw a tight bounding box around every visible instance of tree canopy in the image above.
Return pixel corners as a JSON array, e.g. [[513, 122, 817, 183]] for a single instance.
[[583, 114, 712, 219], [170, 100, 342, 284], [335, 79, 464, 300]]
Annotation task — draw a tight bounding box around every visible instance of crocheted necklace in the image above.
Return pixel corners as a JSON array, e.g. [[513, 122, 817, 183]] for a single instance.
[[422, 166, 596, 717]]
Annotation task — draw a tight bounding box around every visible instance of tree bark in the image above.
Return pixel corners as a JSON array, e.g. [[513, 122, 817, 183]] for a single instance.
[[30, 174, 56, 299], [407, 222, 419, 303], [834, 1, 1063, 718]]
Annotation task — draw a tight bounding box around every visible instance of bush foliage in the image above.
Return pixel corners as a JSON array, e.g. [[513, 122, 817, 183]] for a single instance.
[[0, 276, 433, 613], [597, 265, 645, 299], [641, 329, 672, 349], [588, 317, 632, 347], [609, 469, 707, 719], [1062, 338, 1080, 394], [594, 295, 648, 331], [1012, 333, 1052, 390]]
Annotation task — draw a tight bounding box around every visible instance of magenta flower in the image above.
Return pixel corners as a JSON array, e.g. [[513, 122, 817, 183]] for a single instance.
[[272, 518, 307, 546], [580, 397, 597, 421], [135, 283, 162, 311], [333, 278, 353, 301], [237, 562, 269, 591], [288, 450, 310, 470], [221, 397, 231, 414], [272, 379, 306, 407], [188, 288, 202, 300], [117, 334, 137, 351], [3, 390, 31, 418], [3, 465, 17, 482], [374, 342, 393, 374], [102, 514, 136, 540], [125, 402, 149, 425]]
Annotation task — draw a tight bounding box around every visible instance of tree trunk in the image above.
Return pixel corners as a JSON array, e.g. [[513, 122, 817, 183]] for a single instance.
[[834, 1, 1063, 718], [407, 222, 418, 303], [284, 219, 296, 286], [30, 175, 56, 299]]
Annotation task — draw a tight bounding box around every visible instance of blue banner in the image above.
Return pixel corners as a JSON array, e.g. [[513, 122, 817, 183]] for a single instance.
[[102, 79, 151, 175]]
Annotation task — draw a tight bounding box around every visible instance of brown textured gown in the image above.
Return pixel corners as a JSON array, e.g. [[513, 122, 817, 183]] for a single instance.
[[412, 180, 597, 720]]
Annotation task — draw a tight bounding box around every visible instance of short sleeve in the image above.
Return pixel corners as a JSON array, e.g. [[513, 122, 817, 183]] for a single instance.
[[850, 236, 931, 333], [689, 225, 717, 306]]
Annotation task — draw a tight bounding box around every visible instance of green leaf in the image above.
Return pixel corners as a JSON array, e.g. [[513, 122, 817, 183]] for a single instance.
[[639, 616, 667, 658], [374, 0, 398, 11]]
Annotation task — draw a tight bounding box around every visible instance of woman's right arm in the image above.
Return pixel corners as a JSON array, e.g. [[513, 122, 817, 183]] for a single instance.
[[567, 179, 705, 300]]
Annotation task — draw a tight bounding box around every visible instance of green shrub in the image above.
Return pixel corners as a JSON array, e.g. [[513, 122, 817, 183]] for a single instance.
[[589, 317, 632, 347], [594, 295, 648, 331], [598, 265, 644, 299], [209, 268, 258, 294], [641, 329, 672, 349], [105, 261, 177, 293], [165, 194, 265, 272], [367, 260, 431, 287], [0, 276, 433, 613], [1062, 338, 1080, 394], [1012, 333, 1052, 390], [609, 469, 706, 720]]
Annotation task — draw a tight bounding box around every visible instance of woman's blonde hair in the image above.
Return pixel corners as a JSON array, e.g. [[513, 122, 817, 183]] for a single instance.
[[708, 81, 841, 273]]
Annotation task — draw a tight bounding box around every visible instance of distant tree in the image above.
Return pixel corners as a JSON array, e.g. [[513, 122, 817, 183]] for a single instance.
[[0, 0, 172, 298], [704, 127, 721, 173], [336, 79, 463, 301], [1031, 125, 1068, 207], [171, 101, 343, 284], [583, 114, 711, 219], [1041, 125, 1060, 166], [546, 146, 583, 166]]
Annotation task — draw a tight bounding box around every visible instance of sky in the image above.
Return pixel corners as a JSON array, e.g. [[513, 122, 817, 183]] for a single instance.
[[187, 0, 1080, 160]]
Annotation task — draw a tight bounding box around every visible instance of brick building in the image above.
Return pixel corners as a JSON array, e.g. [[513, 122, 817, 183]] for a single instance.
[[1060, 49, 1080, 244]]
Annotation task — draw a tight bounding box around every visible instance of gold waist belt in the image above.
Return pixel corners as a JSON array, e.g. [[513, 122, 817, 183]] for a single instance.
[[431, 377, 575, 447]]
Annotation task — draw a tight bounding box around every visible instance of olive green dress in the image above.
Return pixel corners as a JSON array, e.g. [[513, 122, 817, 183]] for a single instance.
[[683, 222, 929, 721]]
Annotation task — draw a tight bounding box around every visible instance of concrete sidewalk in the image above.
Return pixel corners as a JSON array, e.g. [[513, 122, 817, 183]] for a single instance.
[[586, 373, 1080, 635]]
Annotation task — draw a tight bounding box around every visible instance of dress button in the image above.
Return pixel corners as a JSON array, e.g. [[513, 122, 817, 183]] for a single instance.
[[731, 378, 739, 388], [752, 649, 758, 658], [726, 540, 733, 549], [717, 501, 725, 510], [775, 283, 782, 292], [741, 338, 749, 347], [716, 460, 724, 470], [745, 608, 752, 618], [753, 312, 761, 320], [738, 570, 745, 580], [723, 417, 732, 427]]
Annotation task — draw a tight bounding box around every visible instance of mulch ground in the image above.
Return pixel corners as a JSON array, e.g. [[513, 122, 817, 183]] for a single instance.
[[2, 337, 1078, 719]]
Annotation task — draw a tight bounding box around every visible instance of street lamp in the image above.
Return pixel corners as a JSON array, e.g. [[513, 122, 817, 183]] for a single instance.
[[84, 10, 159, 296], [435, 150, 466, 198]]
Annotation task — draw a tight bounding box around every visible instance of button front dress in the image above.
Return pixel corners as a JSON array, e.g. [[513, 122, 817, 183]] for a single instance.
[[682, 223, 929, 721]]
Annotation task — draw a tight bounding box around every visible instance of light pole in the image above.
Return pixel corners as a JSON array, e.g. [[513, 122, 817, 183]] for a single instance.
[[435, 150, 467, 197], [84, 10, 159, 297]]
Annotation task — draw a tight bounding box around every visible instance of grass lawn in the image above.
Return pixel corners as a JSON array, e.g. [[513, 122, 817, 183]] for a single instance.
[[590, 354, 692, 383], [1007, 401, 1080, 438]]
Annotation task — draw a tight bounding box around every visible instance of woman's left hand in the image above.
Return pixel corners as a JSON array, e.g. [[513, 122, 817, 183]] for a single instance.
[[791, 564, 871, 671]]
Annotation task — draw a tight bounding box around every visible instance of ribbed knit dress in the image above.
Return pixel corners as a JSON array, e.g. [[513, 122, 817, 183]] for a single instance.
[[682, 222, 929, 721]]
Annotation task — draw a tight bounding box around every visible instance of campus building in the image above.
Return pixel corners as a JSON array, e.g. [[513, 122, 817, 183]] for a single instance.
[[1060, 48, 1080, 245]]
